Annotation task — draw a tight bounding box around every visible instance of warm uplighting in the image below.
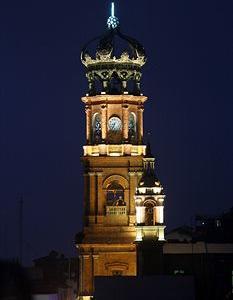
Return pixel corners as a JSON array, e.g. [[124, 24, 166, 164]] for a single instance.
[[136, 207, 146, 224], [83, 144, 146, 156], [135, 227, 143, 241], [155, 206, 164, 224]]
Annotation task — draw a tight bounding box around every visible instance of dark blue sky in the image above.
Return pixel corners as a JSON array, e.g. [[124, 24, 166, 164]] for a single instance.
[[0, 0, 232, 265]]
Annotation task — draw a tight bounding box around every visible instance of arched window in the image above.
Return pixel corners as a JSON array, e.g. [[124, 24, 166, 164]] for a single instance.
[[92, 113, 102, 144], [128, 112, 137, 143], [106, 181, 125, 206], [145, 202, 154, 225]]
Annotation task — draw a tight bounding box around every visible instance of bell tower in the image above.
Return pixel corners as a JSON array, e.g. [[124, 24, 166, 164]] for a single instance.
[[76, 3, 165, 299]]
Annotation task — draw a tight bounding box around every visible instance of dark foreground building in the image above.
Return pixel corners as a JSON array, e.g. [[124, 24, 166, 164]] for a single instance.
[[95, 276, 195, 300], [134, 209, 233, 300], [94, 217, 233, 300]]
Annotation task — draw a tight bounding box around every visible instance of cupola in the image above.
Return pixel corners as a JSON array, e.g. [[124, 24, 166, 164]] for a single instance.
[[81, 2, 146, 96]]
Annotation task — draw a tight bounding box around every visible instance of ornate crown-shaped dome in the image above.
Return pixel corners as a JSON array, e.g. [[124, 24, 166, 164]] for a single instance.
[[81, 3, 147, 96]]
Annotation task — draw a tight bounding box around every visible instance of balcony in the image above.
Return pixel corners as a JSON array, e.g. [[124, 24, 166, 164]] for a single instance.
[[105, 206, 128, 225], [106, 206, 127, 216]]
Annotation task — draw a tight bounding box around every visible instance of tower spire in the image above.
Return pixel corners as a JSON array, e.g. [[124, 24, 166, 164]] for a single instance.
[[111, 2, 115, 17], [107, 2, 119, 29], [145, 131, 153, 157]]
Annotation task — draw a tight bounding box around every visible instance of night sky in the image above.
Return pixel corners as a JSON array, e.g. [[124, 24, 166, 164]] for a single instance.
[[0, 0, 232, 265]]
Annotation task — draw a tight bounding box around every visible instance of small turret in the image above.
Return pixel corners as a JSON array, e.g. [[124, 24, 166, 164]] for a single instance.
[[135, 142, 166, 241]]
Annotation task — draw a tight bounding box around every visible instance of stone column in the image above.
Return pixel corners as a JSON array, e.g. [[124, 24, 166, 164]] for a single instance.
[[122, 104, 129, 142], [158, 226, 165, 241], [124, 188, 130, 204], [78, 254, 93, 297], [137, 171, 143, 184], [129, 172, 136, 225], [154, 206, 164, 224], [78, 255, 83, 295], [93, 254, 99, 276], [101, 104, 107, 143], [136, 206, 146, 224], [122, 80, 127, 94], [96, 172, 104, 224], [88, 172, 96, 224], [85, 105, 91, 144], [137, 106, 144, 144], [87, 72, 95, 96], [83, 173, 89, 225]]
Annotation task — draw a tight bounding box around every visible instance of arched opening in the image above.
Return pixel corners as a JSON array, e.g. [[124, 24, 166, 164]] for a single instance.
[[128, 112, 137, 144], [144, 200, 156, 226], [109, 73, 122, 94], [91, 71, 104, 95], [108, 115, 122, 144], [106, 181, 125, 206], [92, 113, 102, 144], [126, 78, 136, 95]]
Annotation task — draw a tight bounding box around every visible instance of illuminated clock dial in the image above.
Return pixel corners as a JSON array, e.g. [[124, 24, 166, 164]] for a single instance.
[[108, 117, 122, 132]]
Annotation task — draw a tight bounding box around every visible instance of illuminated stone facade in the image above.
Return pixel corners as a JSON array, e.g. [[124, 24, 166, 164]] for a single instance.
[[75, 4, 165, 299]]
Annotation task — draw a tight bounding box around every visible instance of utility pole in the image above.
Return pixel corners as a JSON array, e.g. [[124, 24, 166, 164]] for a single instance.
[[18, 193, 23, 265], [0, 211, 7, 258]]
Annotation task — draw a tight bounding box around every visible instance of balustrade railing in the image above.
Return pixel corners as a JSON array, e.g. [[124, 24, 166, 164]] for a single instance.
[[106, 206, 127, 215]]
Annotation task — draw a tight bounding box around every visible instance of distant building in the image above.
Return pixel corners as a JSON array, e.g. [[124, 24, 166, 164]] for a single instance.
[[166, 226, 193, 242], [194, 208, 233, 243], [26, 250, 78, 300]]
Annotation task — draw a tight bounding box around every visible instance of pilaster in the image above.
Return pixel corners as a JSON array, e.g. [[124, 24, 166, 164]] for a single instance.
[[88, 172, 96, 224], [78, 254, 94, 297], [122, 104, 129, 142], [137, 105, 144, 144], [85, 105, 91, 144], [101, 104, 107, 142], [96, 172, 104, 224], [129, 171, 137, 225]]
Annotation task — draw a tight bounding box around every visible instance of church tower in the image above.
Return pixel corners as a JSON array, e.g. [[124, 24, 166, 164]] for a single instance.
[[76, 3, 165, 299]]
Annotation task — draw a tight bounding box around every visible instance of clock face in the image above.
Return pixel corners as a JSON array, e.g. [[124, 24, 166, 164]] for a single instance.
[[108, 116, 122, 132]]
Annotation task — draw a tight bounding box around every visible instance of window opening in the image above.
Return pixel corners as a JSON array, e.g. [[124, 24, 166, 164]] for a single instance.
[[92, 113, 102, 144], [128, 112, 137, 144], [107, 181, 125, 206]]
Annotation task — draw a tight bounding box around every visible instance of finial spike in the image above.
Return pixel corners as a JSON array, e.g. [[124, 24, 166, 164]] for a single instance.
[[111, 2, 115, 17], [145, 131, 153, 157]]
